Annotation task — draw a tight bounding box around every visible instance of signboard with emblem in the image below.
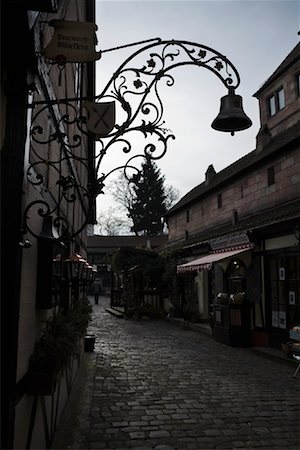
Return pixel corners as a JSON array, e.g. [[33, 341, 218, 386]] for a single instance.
[[43, 20, 101, 63], [82, 101, 115, 137]]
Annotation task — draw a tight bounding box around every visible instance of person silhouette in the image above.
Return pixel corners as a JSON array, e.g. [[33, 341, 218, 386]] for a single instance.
[[93, 280, 101, 305]]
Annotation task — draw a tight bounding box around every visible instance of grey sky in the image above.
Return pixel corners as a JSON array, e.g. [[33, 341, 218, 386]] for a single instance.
[[94, 0, 300, 219]]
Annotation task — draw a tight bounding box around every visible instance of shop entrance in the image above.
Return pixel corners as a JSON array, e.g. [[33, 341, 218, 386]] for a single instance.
[[266, 253, 300, 349]]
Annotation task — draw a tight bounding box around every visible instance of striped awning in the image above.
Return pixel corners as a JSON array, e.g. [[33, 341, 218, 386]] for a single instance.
[[177, 245, 253, 274]]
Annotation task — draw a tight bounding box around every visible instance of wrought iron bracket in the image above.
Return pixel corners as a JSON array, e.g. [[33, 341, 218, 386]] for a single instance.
[[23, 38, 244, 242]]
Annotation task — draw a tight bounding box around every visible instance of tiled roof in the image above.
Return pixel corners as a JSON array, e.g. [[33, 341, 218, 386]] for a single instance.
[[254, 42, 300, 97], [166, 123, 300, 217]]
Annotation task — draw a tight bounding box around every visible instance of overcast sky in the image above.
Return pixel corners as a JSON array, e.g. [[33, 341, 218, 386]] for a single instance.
[[94, 0, 300, 224]]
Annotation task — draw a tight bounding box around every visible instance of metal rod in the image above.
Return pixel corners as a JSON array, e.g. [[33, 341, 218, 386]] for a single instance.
[[101, 37, 161, 54]]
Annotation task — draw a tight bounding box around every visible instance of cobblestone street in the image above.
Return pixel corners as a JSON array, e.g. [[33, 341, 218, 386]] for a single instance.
[[53, 297, 300, 450]]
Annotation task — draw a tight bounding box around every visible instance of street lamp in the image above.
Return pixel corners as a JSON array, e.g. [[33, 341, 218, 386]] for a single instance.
[[23, 37, 252, 242]]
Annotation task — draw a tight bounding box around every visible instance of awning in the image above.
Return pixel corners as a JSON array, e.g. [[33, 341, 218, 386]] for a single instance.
[[177, 245, 253, 274]]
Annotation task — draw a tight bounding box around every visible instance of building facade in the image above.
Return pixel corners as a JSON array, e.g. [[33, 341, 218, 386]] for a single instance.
[[1, 1, 97, 448], [165, 42, 300, 349], [87, 234, 168, 297]]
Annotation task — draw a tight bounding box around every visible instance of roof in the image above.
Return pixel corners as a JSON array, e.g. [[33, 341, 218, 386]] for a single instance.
[[166, 122, 300, 217], [254, 42, 300, 97], [87, 234, 168, 252]]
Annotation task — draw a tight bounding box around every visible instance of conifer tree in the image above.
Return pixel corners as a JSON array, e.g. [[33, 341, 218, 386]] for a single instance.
[[129, 157, 167, 236]]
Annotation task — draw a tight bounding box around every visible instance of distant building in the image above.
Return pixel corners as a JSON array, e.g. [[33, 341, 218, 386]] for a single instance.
[[87, 234, 168, 264], [165, 42, 300, 349], [87, 234, 168, 294]]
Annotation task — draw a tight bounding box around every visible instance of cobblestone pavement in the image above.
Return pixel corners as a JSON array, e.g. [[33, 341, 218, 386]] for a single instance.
[[53, 297, 300, 450]]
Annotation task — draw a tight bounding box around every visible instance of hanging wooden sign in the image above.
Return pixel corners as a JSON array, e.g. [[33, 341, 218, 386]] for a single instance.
[[82, 101, 115, 137], [43, 20, 101, 64]]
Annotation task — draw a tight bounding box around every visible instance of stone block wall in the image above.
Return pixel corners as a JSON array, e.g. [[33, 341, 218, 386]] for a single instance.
[[168, 144, 300, 242]]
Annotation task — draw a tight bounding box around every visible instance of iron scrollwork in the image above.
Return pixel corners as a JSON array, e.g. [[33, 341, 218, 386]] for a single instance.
[[24, 39, 241, 241]]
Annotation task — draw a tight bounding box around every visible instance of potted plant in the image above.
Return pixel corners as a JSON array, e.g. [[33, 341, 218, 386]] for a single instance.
[[27, 297, 92, 395]]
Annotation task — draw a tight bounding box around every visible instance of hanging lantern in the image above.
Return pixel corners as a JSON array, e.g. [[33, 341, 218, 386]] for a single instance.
[[81, 261, 90, 284], [87, 263, 94, 284], [82, 101, 115, 137], [64, 253, 86, 283], [43, 20, 101, 64]]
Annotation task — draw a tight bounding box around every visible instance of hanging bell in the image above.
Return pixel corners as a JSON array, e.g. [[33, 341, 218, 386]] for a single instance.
[[211, 89, 252, 135]]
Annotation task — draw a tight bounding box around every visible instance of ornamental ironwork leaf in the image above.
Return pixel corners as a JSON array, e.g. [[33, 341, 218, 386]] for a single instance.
[[215, 61, 224, 71], [147, 58, 156, 68], [57, 175, 75, 191], [133, 79, 143, 89], [198, 50, 207, 58], [140, 120, 156, 136]]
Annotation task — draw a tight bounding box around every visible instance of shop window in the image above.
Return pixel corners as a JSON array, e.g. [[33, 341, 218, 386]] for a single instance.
[[268, 166, 275, 186], [217, 193, 222, 209], [266, 255, 300, 348], [268, 87, 285, 117]]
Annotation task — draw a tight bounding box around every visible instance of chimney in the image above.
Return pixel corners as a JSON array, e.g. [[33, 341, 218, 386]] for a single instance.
[[205, 164, 216, 185]]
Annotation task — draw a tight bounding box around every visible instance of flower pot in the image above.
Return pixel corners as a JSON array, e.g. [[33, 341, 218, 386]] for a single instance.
[[84, 334, 96, 352]]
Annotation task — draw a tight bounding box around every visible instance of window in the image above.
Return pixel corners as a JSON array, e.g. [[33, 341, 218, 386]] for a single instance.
[[268, 87, 285, 117], [240, 186, 244, 198], [185, 230, 189, 240], [297, 74, 300, 97], [278, 88, 285, 110], [269, 95, 276, 116], [232, 210, 238, 225], [217, 193, 222, 209], [268, 166, 275, 186], [186, 209, 190, 223]]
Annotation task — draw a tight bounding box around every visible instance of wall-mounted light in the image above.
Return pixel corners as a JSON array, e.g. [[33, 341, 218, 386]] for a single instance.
[[64, 253, 86, 284]]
